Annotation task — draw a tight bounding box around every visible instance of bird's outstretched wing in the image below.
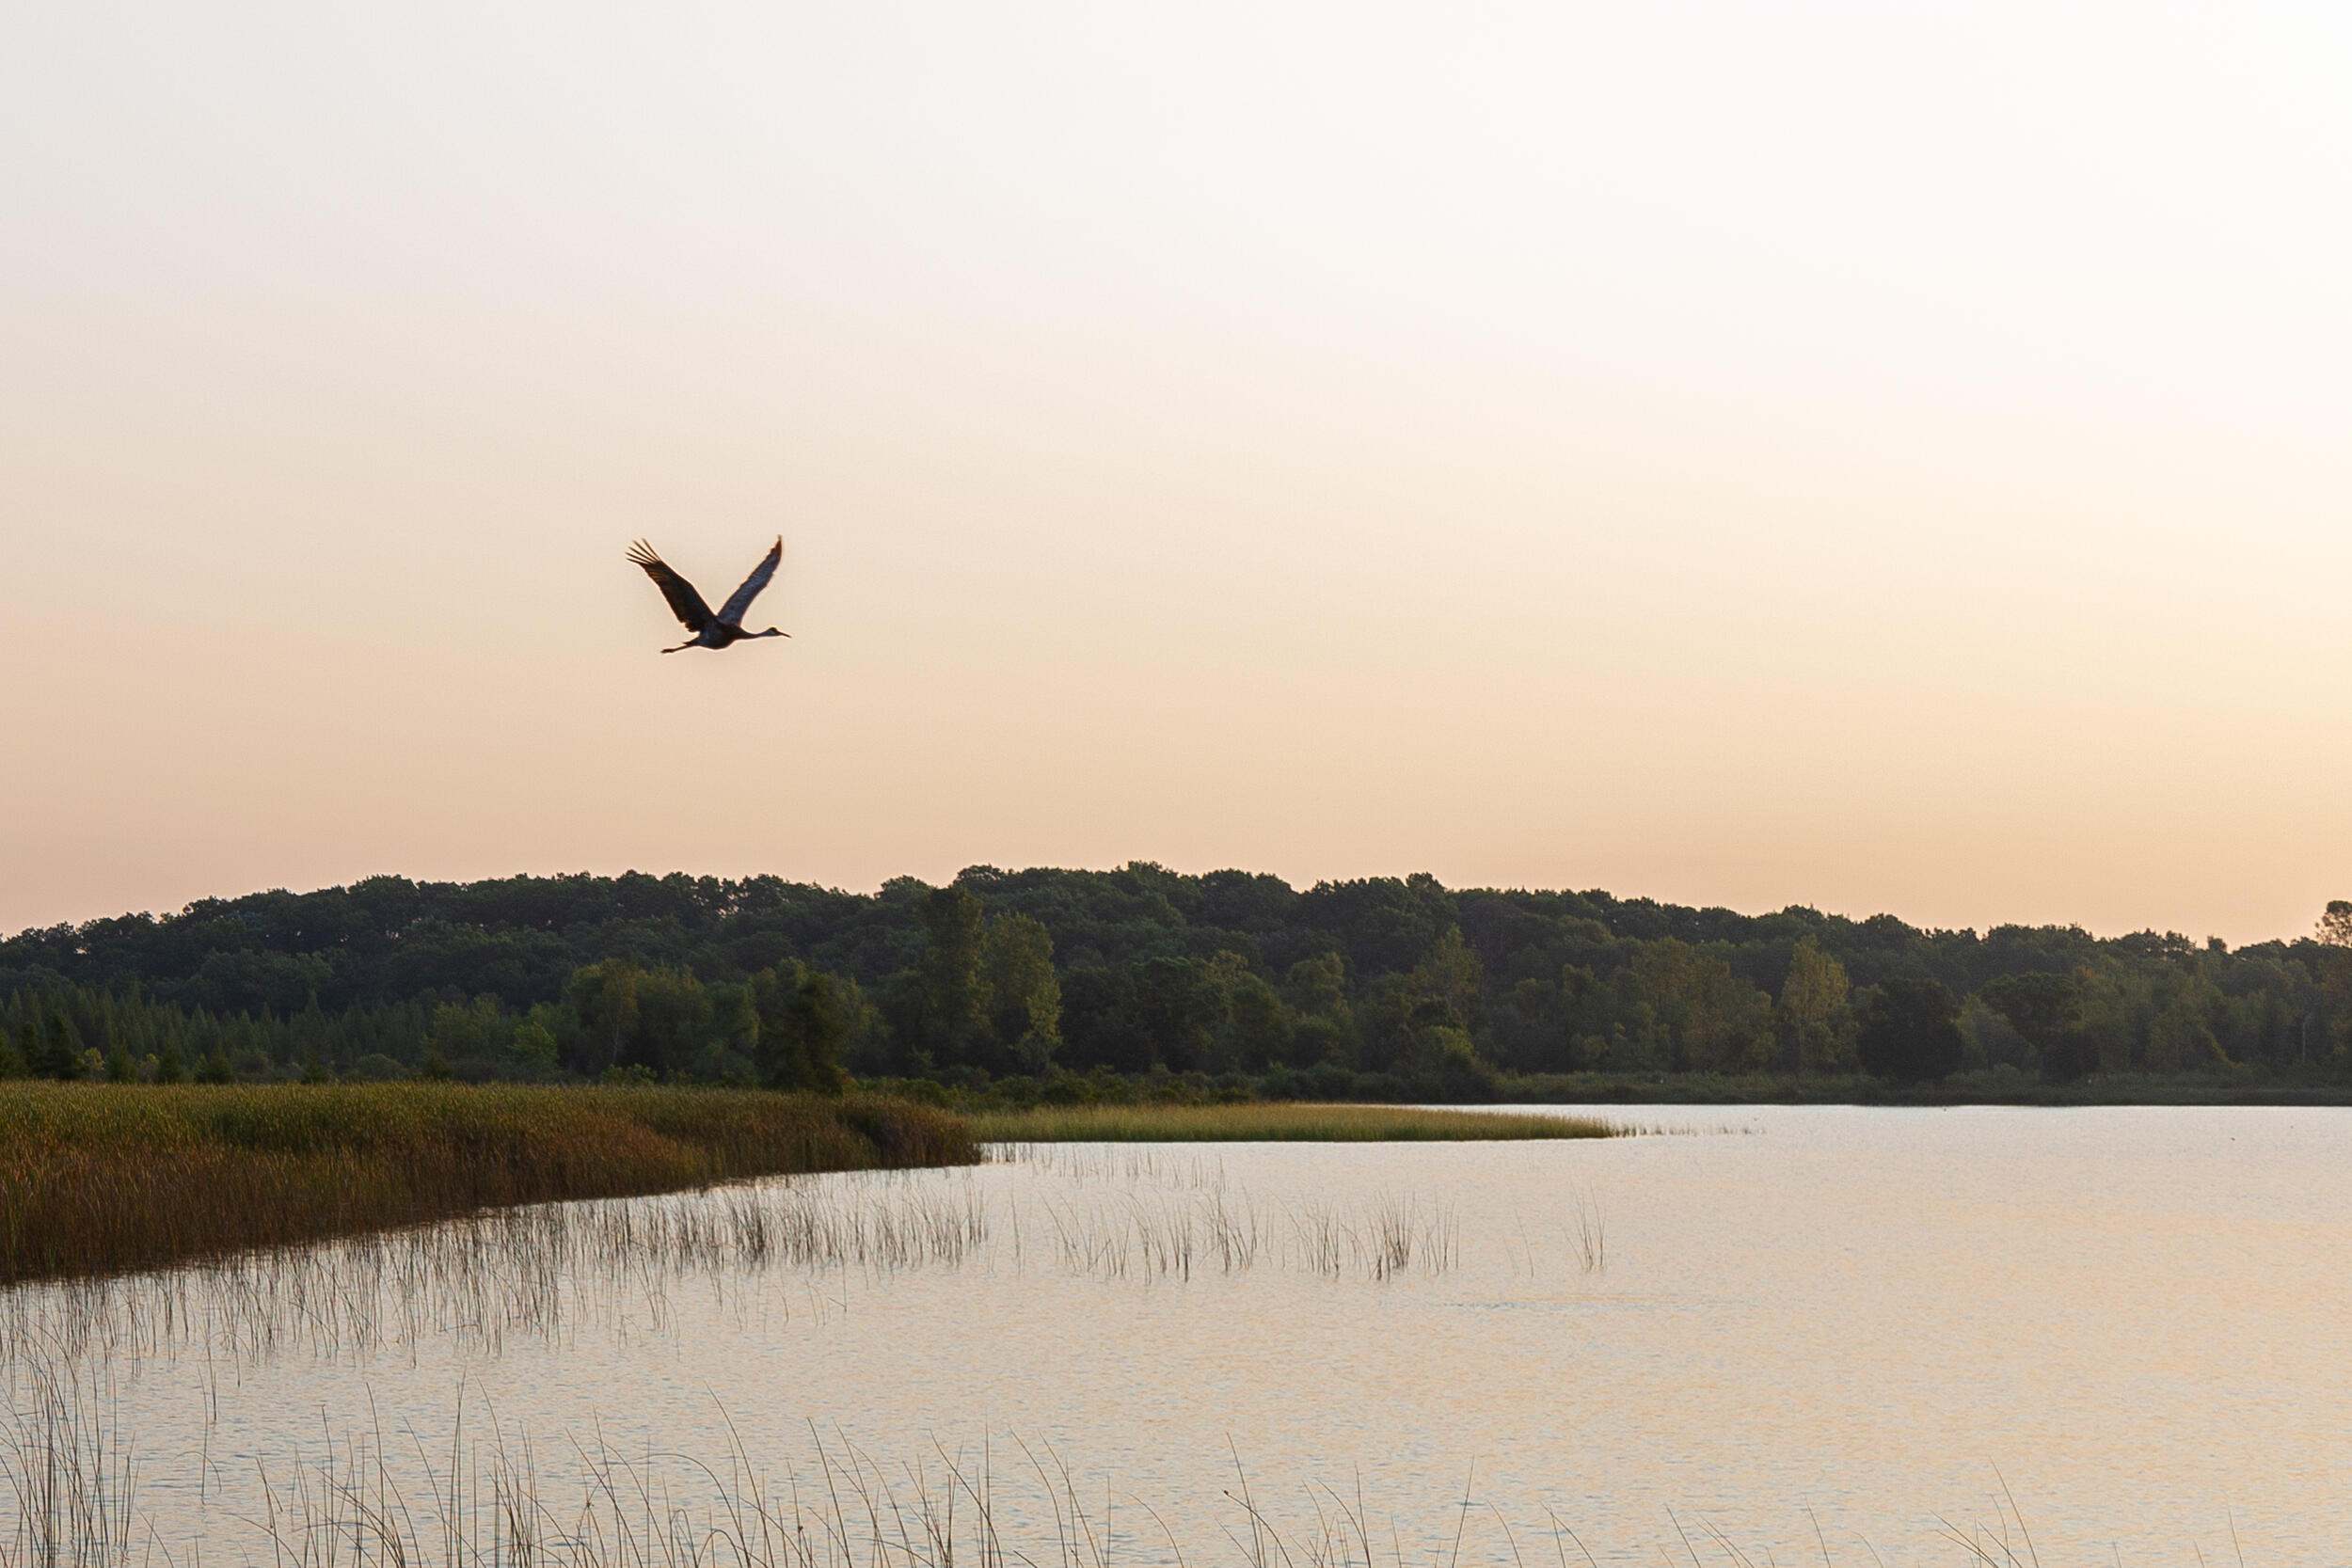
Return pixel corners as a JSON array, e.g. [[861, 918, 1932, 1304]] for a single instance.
[[716, 536, 784, 626], [628, 540, 713, 632]]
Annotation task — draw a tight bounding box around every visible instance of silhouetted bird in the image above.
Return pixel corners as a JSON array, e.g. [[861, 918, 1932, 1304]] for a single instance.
[[627, 537, 792, 654]]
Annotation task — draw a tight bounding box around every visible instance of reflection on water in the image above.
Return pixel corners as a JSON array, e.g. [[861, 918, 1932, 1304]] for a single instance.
[[5, 1106, 2349, 1566]]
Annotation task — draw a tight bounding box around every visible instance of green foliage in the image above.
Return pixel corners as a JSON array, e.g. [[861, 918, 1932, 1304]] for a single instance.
[[1955, 995, 2031, 1072], [1776, 938, 1855, 1073], [1219, 963, 1293, 1070], [4, 873, 2348, 1096], [508, 1017, 562, 1079], [1856, 977, 1966, 1084], [1430, 1026, 1499, 1101], [1979, 970, 2095, 1082], [564, 960, 641, 1078], [979, 913, 1061, 1073], [424, 996, 512, 1078], [750, 961, 856, 1094], [37, 1012, 86, 1082], [914, 887, 988, 1059], [1412, 930, 1484, 1033], [1622, 940, 1774, 1073], [2145, 998, 2221, 1071]]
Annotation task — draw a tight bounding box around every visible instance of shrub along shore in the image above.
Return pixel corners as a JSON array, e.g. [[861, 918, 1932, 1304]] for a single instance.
[[0, 1083, 972, 1287]]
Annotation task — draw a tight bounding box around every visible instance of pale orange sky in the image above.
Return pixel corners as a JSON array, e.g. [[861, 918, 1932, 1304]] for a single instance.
[[5, 1, 2348, 945]]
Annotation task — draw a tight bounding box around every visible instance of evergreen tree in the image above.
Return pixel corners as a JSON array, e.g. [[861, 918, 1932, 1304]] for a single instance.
[[37, 1011, 86, 1081]]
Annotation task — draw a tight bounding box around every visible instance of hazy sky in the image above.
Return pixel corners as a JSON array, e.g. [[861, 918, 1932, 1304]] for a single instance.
[[5, 0, 2348, 944]]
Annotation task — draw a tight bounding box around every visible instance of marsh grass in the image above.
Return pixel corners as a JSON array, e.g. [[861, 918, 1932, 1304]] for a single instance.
[[0, 1375, 2094, 1568], [1009, 1146, 1241, 1190], [0, 1171, 998, 1367], [1, 1163, 1485, 1368], [0, 1085, 975, 1288], [974, 1104, 1618, 1144], [0, 1362, 135, 1568]]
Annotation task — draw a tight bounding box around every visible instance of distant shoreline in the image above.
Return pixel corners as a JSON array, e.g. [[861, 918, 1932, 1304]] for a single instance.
[[1483, 1070, 2352, 1107], [862, 1067, 2352, 1112], [8, 869, 2348, 1101]]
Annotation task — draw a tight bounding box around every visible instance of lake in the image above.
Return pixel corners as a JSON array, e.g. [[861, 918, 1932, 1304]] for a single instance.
[[6, 1106, 2346, 1566]]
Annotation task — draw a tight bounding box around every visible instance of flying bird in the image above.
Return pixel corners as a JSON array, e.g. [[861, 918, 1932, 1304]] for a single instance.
[[627, 536, 792, 654]]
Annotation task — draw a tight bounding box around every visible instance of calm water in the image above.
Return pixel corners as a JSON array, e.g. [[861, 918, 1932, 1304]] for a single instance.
[[8, 1106, 2350, 1565]]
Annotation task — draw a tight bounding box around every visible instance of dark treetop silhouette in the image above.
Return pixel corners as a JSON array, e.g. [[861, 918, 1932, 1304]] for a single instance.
[[628, 536, 791, 653], [8, 868, 2350, 1093]]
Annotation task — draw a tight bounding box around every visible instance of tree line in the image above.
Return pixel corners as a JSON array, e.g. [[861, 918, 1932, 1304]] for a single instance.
[[4, 870, 2349, 1093]]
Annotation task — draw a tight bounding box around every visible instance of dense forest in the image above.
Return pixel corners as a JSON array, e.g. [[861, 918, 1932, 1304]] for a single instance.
[[4, 868, 2350, 1098]]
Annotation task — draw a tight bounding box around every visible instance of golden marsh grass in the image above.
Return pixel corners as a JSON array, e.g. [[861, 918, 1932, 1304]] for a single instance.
[[0, 1084, 974, 1287]]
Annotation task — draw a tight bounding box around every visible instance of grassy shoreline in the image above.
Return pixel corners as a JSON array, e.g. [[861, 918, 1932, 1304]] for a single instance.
[[12, 1070, 2319, 1289], [0, 1083, 973, 1287], [969, 1102, 1618, 1141], [0, 1090, 1622, 1288]]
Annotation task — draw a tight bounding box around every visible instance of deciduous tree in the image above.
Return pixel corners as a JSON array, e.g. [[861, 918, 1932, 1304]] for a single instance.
[[1856, 977, 1965, 1084]]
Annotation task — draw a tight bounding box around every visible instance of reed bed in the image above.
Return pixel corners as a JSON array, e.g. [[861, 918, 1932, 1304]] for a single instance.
[[1009, 1145, 1241, 1190], [0, 1165, 1487, 1367], [0, 1378, 2075, 1568], [0, 1085, 976, 1288], [973, 1104, 1619, 1143], [0, 1362, 135, 1568], [0, 1171, 993, 1366]]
